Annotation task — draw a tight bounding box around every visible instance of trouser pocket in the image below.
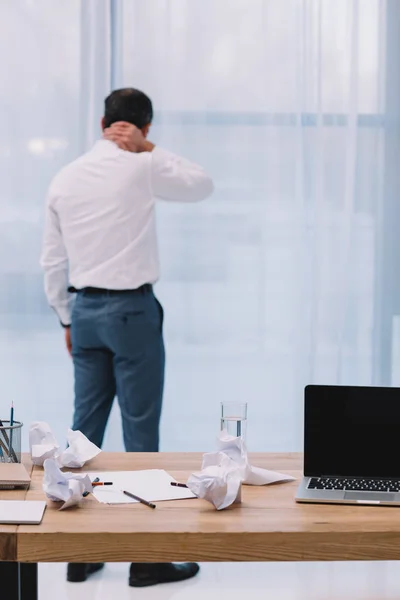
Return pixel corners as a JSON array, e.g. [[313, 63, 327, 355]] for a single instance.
[[154, 297, 164, 332]]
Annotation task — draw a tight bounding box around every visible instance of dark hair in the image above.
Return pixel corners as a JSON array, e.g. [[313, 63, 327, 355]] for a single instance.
[[103, 88, 153, 129]]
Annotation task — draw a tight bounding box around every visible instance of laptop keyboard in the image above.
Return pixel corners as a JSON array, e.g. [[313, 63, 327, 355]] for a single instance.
[[308, 477, 400, 492]]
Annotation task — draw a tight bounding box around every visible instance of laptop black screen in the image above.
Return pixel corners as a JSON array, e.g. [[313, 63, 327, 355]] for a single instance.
[[304, 385, 400, 478]]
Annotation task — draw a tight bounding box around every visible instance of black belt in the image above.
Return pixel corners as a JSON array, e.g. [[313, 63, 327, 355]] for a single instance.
[[68, 284, 152, 295]]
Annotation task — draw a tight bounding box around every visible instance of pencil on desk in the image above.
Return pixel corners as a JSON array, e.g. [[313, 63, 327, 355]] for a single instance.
[[123, 490, 156, 509]]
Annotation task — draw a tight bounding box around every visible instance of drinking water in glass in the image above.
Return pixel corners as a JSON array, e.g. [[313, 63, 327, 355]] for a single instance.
[[220, 402, 247, 440]]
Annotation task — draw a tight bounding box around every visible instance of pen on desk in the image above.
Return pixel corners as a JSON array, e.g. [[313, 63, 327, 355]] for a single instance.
[[123, 490, 156, 509], [170, 482, 188, 489], [92, 481, 113, 487], [83, 477, 100, 497]]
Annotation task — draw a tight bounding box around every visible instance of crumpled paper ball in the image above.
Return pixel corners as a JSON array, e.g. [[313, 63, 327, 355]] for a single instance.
[[29, 422, 101, 468], [187, 453, 242, 509], [43, 458, 93, 510], [187, 433, 294, 510]]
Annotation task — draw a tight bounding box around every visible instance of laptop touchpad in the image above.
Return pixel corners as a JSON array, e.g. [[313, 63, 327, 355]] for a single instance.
[[344, 492, 395, 502]]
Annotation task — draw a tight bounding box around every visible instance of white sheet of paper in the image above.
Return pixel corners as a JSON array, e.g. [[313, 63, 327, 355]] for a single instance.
[[88, 469, 196, 504], [0, 500, 46, 524]]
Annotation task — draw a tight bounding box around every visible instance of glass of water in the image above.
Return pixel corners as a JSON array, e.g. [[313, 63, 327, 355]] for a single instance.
[[220, 402, 247, 440]]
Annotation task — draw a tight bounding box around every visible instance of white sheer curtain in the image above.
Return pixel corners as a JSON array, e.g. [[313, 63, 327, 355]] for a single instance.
[[0, 0, 390, 452], [121, 0, 386, 450], [0, 0, 113, 447]]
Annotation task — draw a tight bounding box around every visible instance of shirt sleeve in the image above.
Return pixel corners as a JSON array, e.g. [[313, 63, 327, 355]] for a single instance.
[[150, 147, 214, 202], [40, 194, 73, 326]]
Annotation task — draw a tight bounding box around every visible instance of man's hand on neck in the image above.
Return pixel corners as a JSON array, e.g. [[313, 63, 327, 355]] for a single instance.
[[103, 122, 155, 153]]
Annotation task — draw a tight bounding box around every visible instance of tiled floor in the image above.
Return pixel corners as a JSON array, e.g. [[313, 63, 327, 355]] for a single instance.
[[39, 561, 400, 599]]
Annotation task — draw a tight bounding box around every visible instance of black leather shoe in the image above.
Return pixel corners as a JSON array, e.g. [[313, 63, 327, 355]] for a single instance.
[[67, 563, 105, 583], [129, 562, 200, 587]]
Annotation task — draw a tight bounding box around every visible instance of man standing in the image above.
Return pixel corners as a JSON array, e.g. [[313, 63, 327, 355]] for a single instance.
[[41, 88, 214, 587]]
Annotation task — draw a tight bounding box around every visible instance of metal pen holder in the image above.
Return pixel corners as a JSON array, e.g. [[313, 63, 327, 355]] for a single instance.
[[0, 421, 22, 463]]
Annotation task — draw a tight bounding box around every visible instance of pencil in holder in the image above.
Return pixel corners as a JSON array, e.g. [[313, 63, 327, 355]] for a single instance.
[[0, 421, 22, 463]]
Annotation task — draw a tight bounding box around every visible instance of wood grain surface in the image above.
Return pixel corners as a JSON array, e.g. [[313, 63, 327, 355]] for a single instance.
[[15, 453, 400, 563], [0, 455, 32, 561]]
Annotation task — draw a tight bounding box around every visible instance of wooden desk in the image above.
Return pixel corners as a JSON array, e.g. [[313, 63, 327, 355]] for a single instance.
[[5, 452, 400, 599], [0, 456, 32, 561], [0, 494, 19, 562], [0, 457, 35, 600], [19, 453, 303, 563], [17, 452, 400, 563]]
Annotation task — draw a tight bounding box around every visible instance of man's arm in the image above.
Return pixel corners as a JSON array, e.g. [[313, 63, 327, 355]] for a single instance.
[[150, 147, 214, 203], [103, 122, 214, 202], [40, 195, 73, 329]]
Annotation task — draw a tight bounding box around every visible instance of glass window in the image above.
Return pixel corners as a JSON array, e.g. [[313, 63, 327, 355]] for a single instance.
[[122, 0, 384, 451], [0, 0, 81, 444]]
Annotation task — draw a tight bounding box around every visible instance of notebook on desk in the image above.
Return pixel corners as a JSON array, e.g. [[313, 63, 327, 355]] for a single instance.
[[0, 501, 46, 524], [0, 463, 31, 489]]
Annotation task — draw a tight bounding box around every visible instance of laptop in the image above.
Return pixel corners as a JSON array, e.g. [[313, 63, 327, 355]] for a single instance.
[[296, 385, 400, 506]]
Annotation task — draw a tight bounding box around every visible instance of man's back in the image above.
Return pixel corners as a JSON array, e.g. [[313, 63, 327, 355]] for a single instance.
[[50, 140, 157, 290], [41, 137, 213, 324]]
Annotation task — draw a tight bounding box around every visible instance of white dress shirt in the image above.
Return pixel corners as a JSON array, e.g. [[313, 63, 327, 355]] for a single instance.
[[40, 140, 214, 325]]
